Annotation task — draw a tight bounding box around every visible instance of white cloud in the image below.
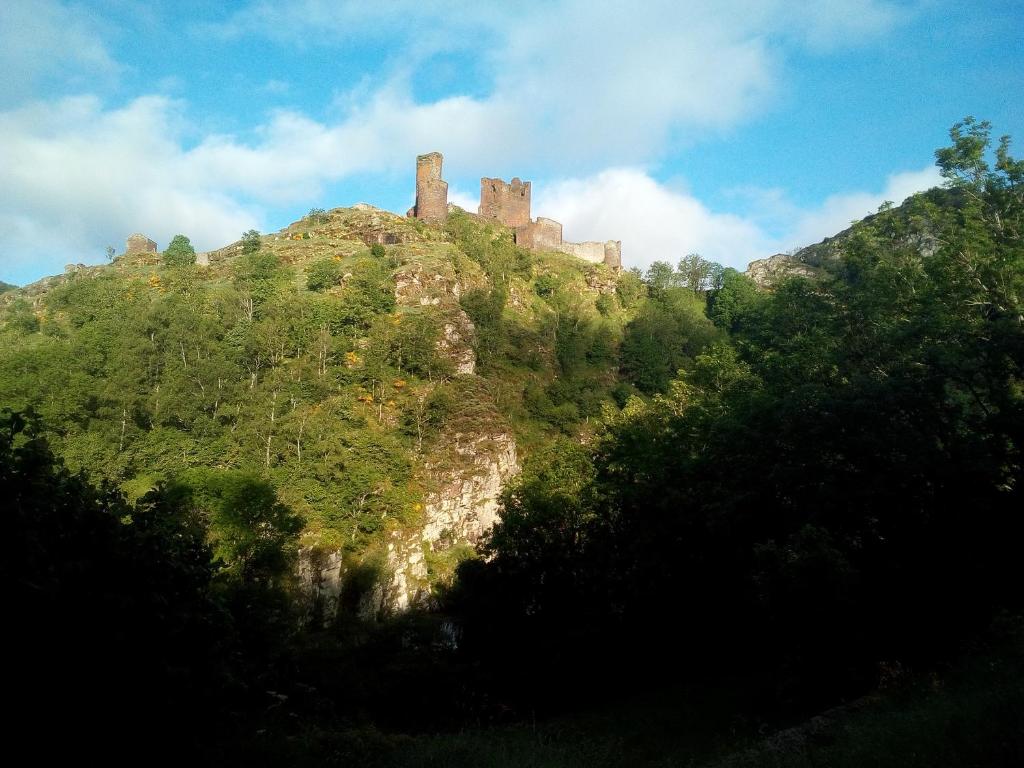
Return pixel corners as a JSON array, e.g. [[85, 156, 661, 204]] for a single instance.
[[0, 96, 259, 280], [447, 186, 480, 213], [781, 165, 943, 250], [262, 79, 291, 95], [534, 165, 943, 272], [183, 89, 522, 200], [207, 1, 503, 48], [206, 0, 909, 164], [779, 1, 912, 49], [535, 169, 774, 270], [0, 0, 119, 105]]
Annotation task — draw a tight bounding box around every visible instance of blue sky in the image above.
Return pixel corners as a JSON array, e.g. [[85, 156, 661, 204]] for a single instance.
[[1, 0, 1021, 285]]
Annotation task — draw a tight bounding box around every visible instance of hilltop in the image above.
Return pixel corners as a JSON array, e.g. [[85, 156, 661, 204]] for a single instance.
[[745, 186, 957, 287], [0, 201, 675, 618]]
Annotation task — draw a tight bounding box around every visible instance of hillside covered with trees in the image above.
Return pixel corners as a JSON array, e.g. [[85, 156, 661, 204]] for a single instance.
[[3, 119, 1023, 765]]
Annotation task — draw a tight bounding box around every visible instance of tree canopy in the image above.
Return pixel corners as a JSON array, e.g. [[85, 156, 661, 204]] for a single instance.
[[163, 233, 196, 267]]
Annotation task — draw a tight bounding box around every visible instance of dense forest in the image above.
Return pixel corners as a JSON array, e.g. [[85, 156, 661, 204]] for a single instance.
[[4, 118, 1023, 765]]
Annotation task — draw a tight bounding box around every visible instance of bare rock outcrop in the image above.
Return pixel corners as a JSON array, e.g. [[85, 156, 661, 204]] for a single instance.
[[393, 258, 478, 375], [745, 254, 818, 288], [438, 312, 476, 375], [381, 432, 519, 613], [300, 432, 519, 623]]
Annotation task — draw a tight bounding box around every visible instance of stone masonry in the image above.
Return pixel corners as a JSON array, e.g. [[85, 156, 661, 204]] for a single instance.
[[478, 174, 622, 268], [408, 152, 448, 224], [125, 233, 157, 255], [558, 239, 623, 269], [479, 177, 532, 228], [515, 217, 562, 252], [407, 152, 622, 269]]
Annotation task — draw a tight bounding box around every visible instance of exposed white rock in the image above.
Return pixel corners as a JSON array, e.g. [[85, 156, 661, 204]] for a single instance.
[[745, 254, 817, 288], [438, 311, 476, 375], [297, 432, 519, 623], [381, 432, 519, 613], [297, 546, 343, 623]]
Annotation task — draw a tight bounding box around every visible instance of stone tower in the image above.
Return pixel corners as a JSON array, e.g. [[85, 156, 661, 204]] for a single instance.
[[411, 152, 448, 224], [478, 177, 531, 228]]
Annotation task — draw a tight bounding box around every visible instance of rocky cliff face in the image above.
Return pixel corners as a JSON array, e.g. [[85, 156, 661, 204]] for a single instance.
[[745, 253, 819, 288], [297, 547, 344, 623], [381, 432, 519, 614], [745, 190, 946, 288], [298, 431, 519, 623], [393, 254, 481, 375]]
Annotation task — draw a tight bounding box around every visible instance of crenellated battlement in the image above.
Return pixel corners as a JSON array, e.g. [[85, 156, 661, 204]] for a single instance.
[[479, 177, 532, 228]]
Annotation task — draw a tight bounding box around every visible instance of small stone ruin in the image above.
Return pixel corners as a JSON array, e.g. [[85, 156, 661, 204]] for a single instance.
[[125, 233, 157, 255]]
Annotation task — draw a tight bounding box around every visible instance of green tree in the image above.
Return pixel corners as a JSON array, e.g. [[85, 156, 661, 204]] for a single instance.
[[534, 273, 559, 297], [707, 268, 762, 331], [3, 409, 232, 756], [615, 268, 645, 308], [184, 470, 302, 584], [677, 252, 715, 293], [935, 115, 995, 189], [241, 229, 262, 255], [644, 260, 678, 297], [620, 289, 721, 393], [595, 292, 615, 316], [163, 234, 196, 267]]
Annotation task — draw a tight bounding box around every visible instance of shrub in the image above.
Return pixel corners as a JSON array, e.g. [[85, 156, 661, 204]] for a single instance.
[[534, 274, 559, 298], [307, 258, 344, 292]]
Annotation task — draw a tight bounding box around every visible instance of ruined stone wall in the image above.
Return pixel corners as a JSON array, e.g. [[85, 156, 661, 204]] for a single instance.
[[479, 177, 531, 228], [556, 239, 622, 268], [402, 152, 622, 266], [603, 240, 622, 269], [556, 240, 605, 264], [125, 233, 157, 255], [515, 217, 562, 251], [412, 152, 448, 224]]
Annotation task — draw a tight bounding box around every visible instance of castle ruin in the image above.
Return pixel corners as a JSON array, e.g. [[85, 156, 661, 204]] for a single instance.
[[125, 233, 157, 255], [407, 152, 448, 224], [408, 152, 622, 269], [479, 177, 531, 228]]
